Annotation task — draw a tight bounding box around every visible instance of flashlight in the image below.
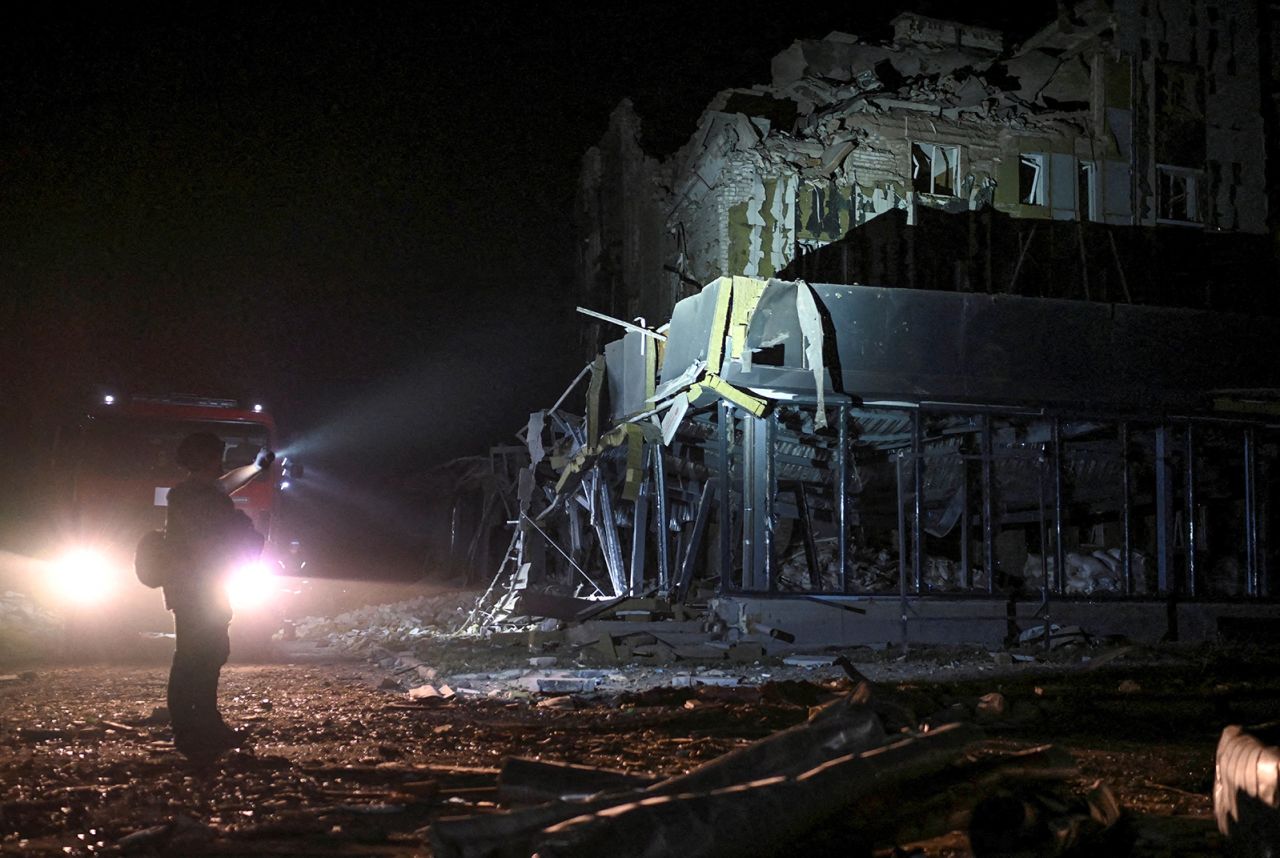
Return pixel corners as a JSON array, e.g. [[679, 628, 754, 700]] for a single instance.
[[220, 449, 277, 495]]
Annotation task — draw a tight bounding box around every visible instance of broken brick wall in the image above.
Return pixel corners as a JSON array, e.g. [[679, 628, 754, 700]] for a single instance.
[[577, 2, 1275, 326]]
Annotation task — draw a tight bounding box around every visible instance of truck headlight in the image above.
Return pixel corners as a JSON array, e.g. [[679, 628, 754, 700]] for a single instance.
[[227, 560, 275, 611], [52, 548, 114, 605]]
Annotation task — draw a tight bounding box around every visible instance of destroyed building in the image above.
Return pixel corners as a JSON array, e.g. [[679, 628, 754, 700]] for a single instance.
[[577, 1, 1275, 337], [444, 1, 1280, 651]]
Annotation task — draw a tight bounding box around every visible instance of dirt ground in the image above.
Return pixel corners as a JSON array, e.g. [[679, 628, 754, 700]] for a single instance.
[[0, 640, 1269, 857]]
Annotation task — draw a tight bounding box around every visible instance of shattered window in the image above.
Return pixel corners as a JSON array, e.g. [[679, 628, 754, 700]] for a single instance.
[[1019, 154, 1047, 206], [1157, 166, 1203, 224], [911, 142, 959, 197], [1078, 160, 1098, 221]]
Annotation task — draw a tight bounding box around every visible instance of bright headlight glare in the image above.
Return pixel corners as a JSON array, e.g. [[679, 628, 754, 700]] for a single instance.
[[52, 548, 114, 604], [227, 560, 275, 611]]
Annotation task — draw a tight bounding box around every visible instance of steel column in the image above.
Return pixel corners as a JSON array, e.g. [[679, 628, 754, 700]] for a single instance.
[[1185, 422, 1197, 598], [960, 463, 970, 589], [1052, 419, 1065, 595], [1037, 470, 1050, 603], [719, 403, 733, 590], [741, 412, 775, 592], [1245, 427, 1260, 596], [628, 448, 650, 597], [1155, 425, 1173, 594], [594, 474, 626, 597], [836, 405, 849, 592], [912, 409, 924, 593], [981, 414, 996, 592], [653, 446, 670, 593], [896, 451, 909, 648], [674, 480, 715, 603], [1120, 422, 1133, 596]]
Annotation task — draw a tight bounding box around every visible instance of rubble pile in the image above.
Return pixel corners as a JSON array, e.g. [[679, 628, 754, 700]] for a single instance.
[[292, 590, 480, 654], [1023, 549, 1150, 595], [778, 545, 991, 593], [0, 590, 61, 659], [429, 674, 1125, 858]]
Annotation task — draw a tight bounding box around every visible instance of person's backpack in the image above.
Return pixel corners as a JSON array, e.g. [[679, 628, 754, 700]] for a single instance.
[[135, 530, 174, 589]]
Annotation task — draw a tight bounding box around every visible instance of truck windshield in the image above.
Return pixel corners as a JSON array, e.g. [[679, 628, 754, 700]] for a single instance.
[[79, 417, 271, 479]]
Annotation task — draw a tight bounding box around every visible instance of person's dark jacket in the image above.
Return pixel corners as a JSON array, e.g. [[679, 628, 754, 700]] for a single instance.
[[163, 477, 263, 617]]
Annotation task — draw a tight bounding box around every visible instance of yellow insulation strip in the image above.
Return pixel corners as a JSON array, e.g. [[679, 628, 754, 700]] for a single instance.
[[687, 374, 767, 417], [727, 275, 768, 360]]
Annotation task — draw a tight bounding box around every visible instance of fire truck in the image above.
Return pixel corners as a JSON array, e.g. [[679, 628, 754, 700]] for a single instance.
[[42, 392, 298, 654]]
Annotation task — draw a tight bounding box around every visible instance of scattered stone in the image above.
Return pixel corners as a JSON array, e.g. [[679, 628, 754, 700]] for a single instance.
[[727, 642, 765, 662], [536, 695, 576, 710], [975, 692, 1007, 721], [782, 654, 838, 668], [528, 656, 558, 668]]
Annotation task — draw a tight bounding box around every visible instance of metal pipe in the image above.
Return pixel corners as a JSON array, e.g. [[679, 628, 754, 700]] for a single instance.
[[1052, 419, 1065, 596], [1185, 421, 1197, 598], [1037, 469, 1050, 605], [1121, 421, 1133, 596], [1245, 427, 1259, 596], [912, 409, 924, 593], [574, 306, 667, 341], [1155, 425, 1173, 594], [764, 410, 777, 592], [896, 451, 909, 649], [960, 460, 970, 589], [549, 362, 594, 415], [836, 405, 849, 593], [981, 415, 996, 594]]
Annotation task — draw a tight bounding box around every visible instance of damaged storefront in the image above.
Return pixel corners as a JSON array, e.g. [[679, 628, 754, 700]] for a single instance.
[[453, 275, 1280, 649]]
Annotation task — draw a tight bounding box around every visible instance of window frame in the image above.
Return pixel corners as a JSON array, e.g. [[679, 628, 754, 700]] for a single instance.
[[1155, 164, 1205, 225], [911, 142, 960, 198]]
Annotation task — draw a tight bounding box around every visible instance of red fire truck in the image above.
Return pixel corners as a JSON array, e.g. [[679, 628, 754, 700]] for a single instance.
[[43, 392, 296, 653]]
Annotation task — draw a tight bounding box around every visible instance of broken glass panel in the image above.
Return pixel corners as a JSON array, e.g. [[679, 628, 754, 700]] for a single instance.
[[1019, 154, 1047, 206]]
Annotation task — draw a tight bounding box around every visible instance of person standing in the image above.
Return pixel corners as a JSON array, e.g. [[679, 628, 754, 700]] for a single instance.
[[163, 431, 264, 758]]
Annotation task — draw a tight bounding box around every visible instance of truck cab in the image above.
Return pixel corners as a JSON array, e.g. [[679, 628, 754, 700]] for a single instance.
[[43, 393, 291, 656]]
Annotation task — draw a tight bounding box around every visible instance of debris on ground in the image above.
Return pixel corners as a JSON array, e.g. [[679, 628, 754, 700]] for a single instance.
[[291, 590, 480, 652], [1214, 723, 1280, 855], [0, 590, 61, 658], [428, 676, 1125, 858]]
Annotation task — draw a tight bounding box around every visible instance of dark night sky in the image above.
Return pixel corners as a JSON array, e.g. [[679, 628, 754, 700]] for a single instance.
[[1, 2, 1055, 568]]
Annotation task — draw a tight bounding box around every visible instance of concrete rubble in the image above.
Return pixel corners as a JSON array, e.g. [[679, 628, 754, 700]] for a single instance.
[[291, 590, 480, 653], [0, 589, 62, 657], [429, 673, 1124, 858]]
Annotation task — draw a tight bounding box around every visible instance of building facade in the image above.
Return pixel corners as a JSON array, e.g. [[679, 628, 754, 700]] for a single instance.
[[577, 1, 1273, 349]]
